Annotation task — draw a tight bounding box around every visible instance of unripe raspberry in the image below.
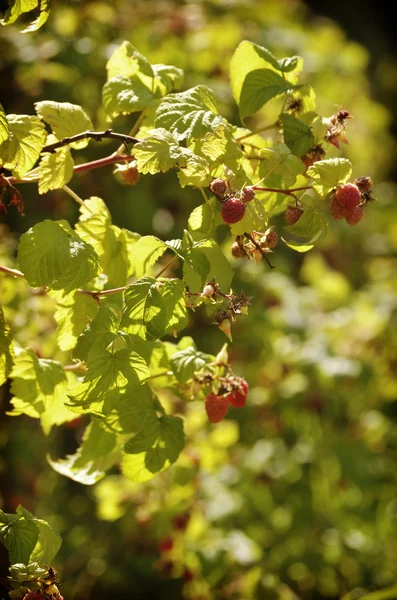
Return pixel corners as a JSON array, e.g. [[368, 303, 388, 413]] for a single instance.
[[226, 379, 249, 408], [285, 205, 303, 225], [121, 165, 140, 185], [209, 178, 227, 198], [202, 283, 215, 297], [335, 183, 361, 209], [231, 241, 247, 258], [241, 186, 255, 202], [205, 393, 229, 423], [221, 197, 246, 224], [263, 229, 278, 249], [345, 205, 364, 225], [330, 196, 345, 220], [354, 176, 372, 194]]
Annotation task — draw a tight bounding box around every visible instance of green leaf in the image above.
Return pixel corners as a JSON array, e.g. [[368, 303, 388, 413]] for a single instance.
[[121, 276, 188, 341], [0, 514, 39, 565], [122, 415, 184, 482], [29, 517, 62, 565], [0, 104, 9, 144], [106, 41, 154, 80], [0, 0, 50, 31], [0, 114, 46, 177], [0, 306, 14, 385], [38, 144, 74, 194], [73, 304, 120, 362], [104, 384, 158, 434], [170, 346, 213, 383], [48, 420, 120, 484], [200, 123, 242, 164], [258, 143, 305, 187], [183, 239, 233, 292], [280, 113, 315, 157], [153, 64, 184, 96], [283, 206, 328, 250], [102, 75, 157, 120], [127, 235, 167, 278], [229, 200, 268, 237], [52, 291, 99, 352], [75, 197, 129, 287], [239, 69, 294, 121], [17, 220, 101, 293], [9, 348, 76, 434], [20, 0, 50, 32], [307, 158, 353, 196], [35, 101, 93, 149], [177, 151, 212, 188], [188, 202, 216, 239], [155, 85, 224, 142], [133, 128, 186, 174]]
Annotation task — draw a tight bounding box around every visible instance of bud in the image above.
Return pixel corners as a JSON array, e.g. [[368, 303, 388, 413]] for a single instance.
[[218, 319, 232, 341], [202, 283, 216, 297], [215, 343, 229, 365]]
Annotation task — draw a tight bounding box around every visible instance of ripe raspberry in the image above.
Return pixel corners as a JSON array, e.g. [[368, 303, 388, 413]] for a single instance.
[[335, 183, 361, 209], [172, 513, 190, 530], [205, 393, 229, 423], [241, 186, 255, 202], [264, 229, 278, 249], [209, 178, 227, 198], [158, 538, 174, 552], [330, 196, 345, 220], [354, 176, 372, 194], [226, 379, 249, 408], [231, 241, 247, 258], [121, 166, 140, 185], [22, 593, 45, 600], [285, 205, 303, 225], [345, 204, 364, 225], [221, 197, 245, 224]]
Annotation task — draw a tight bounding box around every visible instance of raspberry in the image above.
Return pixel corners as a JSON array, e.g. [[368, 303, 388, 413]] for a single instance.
[[330, 196, 345, 220], [205, 393, 229, 423], [22, 593, 45, 600], [121, 166, 140, 185], [202, 283, 215, 297], [335, 183, 361, 209], [263, 229, 278, 249], [285, 205, 303, 225], [209, 178, 227, 198], [231, 241, 247, 258], [172, 513, 190, 530], [158, 538, 174, 552], [241, 186, 255, 202], [226, 379, 249, 408], [345, 204, 364, 225], [221, 197, 245, 224]]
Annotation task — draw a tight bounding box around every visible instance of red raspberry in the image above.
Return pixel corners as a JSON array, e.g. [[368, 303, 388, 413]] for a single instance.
[[172, 513, 190, 531], [285, 205, 303, 225], [241, 186, 255, 202], [330, 196, 345, 220], [345, 205, 364, 225], [335, 183, 361, 209], [221, 198, 246, 224], [22, 593, 45, 600], [121, 166, 140, 185], [231, 241, 247, 258], [226, 379, 249, 408], [264, 230, 278, 249], [209, 178, 227, 198], [158, 538, 174, 552], [205, 393, 229, 423]]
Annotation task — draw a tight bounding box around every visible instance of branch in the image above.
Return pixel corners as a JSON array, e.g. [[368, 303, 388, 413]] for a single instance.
[[244, 232, 275, 269], [41, 129, 140, 154], [252, 185, 312, 195]]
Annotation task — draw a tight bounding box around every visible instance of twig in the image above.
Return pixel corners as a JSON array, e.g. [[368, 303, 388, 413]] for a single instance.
[[235, 122, 280, 143], [0, 265, 24, 278], [244, 232, 274, 269], [63, 185, 87, 209], [155, 255, 178, 278], [41, 129, 140, 154], [252, 185, 311, 195]]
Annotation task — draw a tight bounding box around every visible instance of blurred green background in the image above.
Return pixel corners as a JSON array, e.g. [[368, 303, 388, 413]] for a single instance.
[[1, 1, 396, 599]]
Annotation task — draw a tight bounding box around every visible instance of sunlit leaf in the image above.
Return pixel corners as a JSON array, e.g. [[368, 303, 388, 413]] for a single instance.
[[0, 114, 46, 177], [35, 101, 93, 149]]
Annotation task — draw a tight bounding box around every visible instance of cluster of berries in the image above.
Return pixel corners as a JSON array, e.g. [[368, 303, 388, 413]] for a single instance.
[[209, 178, 256, 225], [231, 229, 278, 263], [205, 376, 249, 423], [330, 177, 373, 225], [156, 514, 195, 582]]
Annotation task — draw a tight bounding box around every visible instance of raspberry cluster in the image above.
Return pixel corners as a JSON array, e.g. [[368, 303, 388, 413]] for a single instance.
[[205, 377, 249, 423], [330, 183, 363, 225]]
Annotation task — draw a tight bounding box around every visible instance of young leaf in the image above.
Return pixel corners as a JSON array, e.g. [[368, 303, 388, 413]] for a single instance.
[[128, 235, 168, 278], [0, 114, 46, 177], [38, 144, 74, 194], [177, 151, 212, 188], [239, 69, 295, 121], [106, 41, 154, 80], [307, 158, 352, 196], [0, 306, 14, 385], [133, 128, 186, 174], [280, 113, 315, 157], [170, 346, 213, 383], [35, 101, 93, 149], [17, 220, 101, 293], [258, 143, 305, 187], [102, 75, 157, 120], [0, 103, 9, 144], [155, 85, 224, 142], [200, 123, 243, 164], [9, 348, 76, 434], [52, 291, 99, 352], [153, 64, 184, 96], [122, 415, 184, 482]]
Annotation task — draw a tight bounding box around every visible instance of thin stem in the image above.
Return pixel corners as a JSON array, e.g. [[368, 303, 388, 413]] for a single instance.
[[114, 110, 146, 155], [63, 185, 87, 209], [244, 232, 274, 269], [155, 255, 178, 278], [147, 370, 174, 380], [235, 122, 280, 143], [64, 361, 87, 372], [253, 185, 312, 195], [199, 187, 210, 204], [77, 286, 126, 299], [42, 129, 139, 154], [0, 265, 24, 278]]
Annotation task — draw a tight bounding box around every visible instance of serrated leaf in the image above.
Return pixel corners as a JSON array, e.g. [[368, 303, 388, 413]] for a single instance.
[[106, 41, 154, 80], [122, 415, 184, 482], [229, 200, 268, 236], [183, 239, 233, 292], [307, 158, 352, 196], [128, 235, 167, 278], [290, 84, 316, 113], [177, 151, 212, 188], [0, 104, 9, 144], [48, 420, 120, 484], [239, 69, 294, 121], [258, 143, 305, 187], [188, 202, 215, 239], [104, 383, 158, 434], [170, 346, 213, 383], [29, 517, 62, 565], [9, 348, 76, 433], [17, 219, 101, 293], [0, 515, 39, 565], [20, 0, 50, 32], [102, 75, 157, 120], [0, 114, 46, 177], [134, 128, 186, 174], [35, 101, 93, 149], [153, 64, 184, 96], [0, 0, 50, 31], [280, 113, 315, 157], [283, 207, 328, 248], [75, 197, 128, 286], [121, 276, 188, 341], [155, 85, 224, 142], [0, 306, 14, 385], [53, 291, 99, 352], [74, 304, 120, 362], [38, 144, 74, 194], [200, 123, 242, 163]]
